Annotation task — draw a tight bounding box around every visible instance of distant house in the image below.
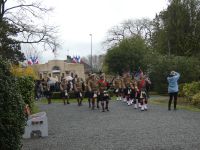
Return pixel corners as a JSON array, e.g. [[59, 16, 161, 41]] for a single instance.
[[80, 60, 92, 73]]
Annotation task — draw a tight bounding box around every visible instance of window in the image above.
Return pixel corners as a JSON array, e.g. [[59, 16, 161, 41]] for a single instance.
[[52, 66, 60, 71]]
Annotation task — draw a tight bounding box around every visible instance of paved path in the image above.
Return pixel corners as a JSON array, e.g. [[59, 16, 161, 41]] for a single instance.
[[23, 100, 200, 150]]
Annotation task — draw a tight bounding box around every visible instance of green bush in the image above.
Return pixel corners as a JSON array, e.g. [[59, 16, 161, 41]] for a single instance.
[[180, 81, 200, 101], [192, 92, 200, 107], [178, 83, 185, 97], [0, 57, 26, 150], [178, 81, 200, 107], [17, 77, 35, 111]]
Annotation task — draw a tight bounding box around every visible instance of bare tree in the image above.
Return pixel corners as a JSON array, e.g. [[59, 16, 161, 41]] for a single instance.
[[0, 0, 58, 52], [82, 54, 105, 72], [103, 18, 153, 48]]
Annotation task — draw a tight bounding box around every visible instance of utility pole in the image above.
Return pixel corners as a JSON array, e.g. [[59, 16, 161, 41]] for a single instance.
[[89, 34, 93, 72]]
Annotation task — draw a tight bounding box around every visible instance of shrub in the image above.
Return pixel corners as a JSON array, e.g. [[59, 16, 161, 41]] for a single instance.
[[11, 65, 38, 79], [17, 77, 35, 111], [179, 81, 200, 107], [182, 82, 200, 101], [178, 83, 185, 97], [192, 92, 200, 107], [0, 57, 26, 150]]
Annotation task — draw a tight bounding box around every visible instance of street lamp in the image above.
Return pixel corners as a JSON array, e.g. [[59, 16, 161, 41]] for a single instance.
[[89, 34, 93, 71]]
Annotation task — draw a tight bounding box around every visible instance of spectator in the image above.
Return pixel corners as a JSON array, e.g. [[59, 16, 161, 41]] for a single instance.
[[167, 71, 180, 110]]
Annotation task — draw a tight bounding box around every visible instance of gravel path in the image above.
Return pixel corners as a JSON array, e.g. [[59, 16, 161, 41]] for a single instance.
[[23, 99, 200, 150]]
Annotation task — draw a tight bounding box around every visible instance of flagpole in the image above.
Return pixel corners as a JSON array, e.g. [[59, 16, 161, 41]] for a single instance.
[[89, 34, 93, 72]]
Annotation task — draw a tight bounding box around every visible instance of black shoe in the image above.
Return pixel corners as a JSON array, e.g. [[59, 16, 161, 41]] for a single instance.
[[105, 107, 109, 111], [102, 110, 105, 112], [67, 102, 70, 104]]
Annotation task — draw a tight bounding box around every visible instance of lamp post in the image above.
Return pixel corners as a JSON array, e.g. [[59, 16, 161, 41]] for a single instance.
[[89, 34, 93, 72]]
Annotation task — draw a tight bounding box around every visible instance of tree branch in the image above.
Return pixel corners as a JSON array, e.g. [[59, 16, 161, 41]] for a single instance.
[[4, 3, 50, 14]]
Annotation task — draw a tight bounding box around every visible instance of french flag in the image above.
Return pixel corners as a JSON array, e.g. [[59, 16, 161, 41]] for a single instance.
[[72, 56, 77, 63], [27, 58, 33, 65], [34, 57, 39, 64], [134, 68, 143, 79]]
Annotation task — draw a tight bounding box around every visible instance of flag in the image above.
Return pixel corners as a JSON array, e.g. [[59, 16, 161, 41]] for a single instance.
[[72, 56, 77, 63], [27, 59, 33, 65], [77, 55, 81, 63], [134, 68, 143, 80], [35, 57, 39, 64], [27, 56, 39, 65]]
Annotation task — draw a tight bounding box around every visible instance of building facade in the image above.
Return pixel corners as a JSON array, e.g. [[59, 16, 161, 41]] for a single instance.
[[32, 60, 85, 81]]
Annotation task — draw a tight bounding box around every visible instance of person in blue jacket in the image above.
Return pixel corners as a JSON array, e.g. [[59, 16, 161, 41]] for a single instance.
[[167, 71, 180, 110]]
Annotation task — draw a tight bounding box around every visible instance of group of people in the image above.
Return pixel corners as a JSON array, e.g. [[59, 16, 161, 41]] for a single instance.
[[113, 73, 151, 111], [34, 72, 111, 112], [34, 70, 180, 112]]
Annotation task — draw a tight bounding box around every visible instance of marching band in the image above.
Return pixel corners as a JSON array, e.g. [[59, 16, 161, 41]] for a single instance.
[[36, 70, 151, 112]]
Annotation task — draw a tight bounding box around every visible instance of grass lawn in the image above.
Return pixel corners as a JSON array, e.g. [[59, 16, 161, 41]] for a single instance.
[[32, 102, 40, 114], [150, 96, 200, 112]]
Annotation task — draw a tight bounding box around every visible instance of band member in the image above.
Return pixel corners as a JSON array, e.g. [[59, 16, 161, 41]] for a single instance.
[[86, 73, 92, 108], [145, 75, 151, 99], [138, 75, 148, 111], [129, 80, 137, 108], [131, 80, 140, 109], [123, 73, 132, 105], [87, 74, 98, 110], [60, 79, 70, 105], [46, 78, 53, 104], [97, 74, 109, 112], [73, 76, 84, 106], [113, 75, 123, 101]]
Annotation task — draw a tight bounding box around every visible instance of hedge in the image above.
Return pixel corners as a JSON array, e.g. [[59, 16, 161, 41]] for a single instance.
[[179, 81, 200, 107], [0, 57, 26, 150]]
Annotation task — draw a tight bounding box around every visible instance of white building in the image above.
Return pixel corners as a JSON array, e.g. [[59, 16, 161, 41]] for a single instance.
[[32, 60, 85, 81]]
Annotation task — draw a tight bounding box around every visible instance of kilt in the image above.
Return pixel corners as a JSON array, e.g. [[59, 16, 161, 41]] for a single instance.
[[99, 91, 109, 101]]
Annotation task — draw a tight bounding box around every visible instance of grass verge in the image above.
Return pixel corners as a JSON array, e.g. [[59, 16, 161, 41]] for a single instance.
[[32, 102, 40, 114], [151, 97, 200, 112]]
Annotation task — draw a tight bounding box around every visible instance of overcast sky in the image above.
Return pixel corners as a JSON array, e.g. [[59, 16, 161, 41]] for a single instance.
[[37, 0, 169, 63]]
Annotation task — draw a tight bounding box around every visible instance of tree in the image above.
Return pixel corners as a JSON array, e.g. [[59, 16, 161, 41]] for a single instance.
[[0, 0, 58, 63], [104, 36, 149, 74], [151, 0, 200, 56], [0, 20, 25, 63], [104, 18, 153, 48]]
